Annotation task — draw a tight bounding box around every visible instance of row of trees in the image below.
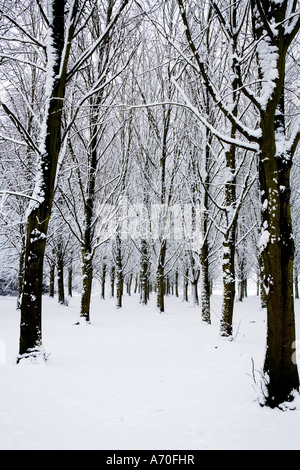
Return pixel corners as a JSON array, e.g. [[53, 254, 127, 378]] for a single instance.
[[1, 0, 300, 408]]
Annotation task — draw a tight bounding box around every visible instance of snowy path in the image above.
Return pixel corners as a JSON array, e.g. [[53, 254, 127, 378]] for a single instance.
[[0, 294, 300, 450]]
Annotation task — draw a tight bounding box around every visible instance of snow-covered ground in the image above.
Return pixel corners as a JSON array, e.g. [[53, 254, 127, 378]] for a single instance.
[[0, 291, 300, 450]]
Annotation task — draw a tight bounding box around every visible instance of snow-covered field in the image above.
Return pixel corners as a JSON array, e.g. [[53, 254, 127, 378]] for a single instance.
[[1, 291, 300, 450]]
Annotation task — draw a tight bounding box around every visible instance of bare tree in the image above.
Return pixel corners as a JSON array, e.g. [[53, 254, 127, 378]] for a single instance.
[[175, 0, 300, 407]]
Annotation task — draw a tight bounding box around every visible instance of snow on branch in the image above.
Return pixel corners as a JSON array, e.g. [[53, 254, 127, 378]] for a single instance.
[[67, 0, 130, 82], [0, 102, 40, 155], [0, 190, 40, 203]]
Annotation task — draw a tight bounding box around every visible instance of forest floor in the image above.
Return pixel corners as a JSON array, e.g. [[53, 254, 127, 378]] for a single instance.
[[0, 289, 300, 450]]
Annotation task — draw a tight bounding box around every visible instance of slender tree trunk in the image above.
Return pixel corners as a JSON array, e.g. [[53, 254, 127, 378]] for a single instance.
[[101, 263, 107, 300], [110, 266, 115, 297], [295, 275, 299, 300], [175, 269, 179, 298], [68, 256, 73, 298], [256, 271, 260, 297], [49, 258, 55, 298], [17, 235, 25, 310], [126, 274, 133, 296], [200, 241, 211, 324], [157, 240, 167, 313], [57, 243, 65, 305], [140, 239, 149, 305], [134, 274, 138, 294], [116, 234, 123, 309], [183, 267, 189, 302], [220, 232, 236, 337], [220, 8, 239, 337], [80, 249, 93, 323], [80, 213, 95, 322], [238, 281, 243, 302]]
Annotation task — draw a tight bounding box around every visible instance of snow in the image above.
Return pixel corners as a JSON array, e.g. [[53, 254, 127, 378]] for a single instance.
[[256, 36, 279, 110], [0, 292, 300, 450]]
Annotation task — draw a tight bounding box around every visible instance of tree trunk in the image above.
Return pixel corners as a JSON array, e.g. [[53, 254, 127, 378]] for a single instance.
[[183, 268, 189, 302], [220, 8, 238, 337], [49, 259, 55, 298], [101, 263, 107, 300], [200, 129, 211, 323], [191, 275, 199, 306], [175, 270, 179, 298], [110, 266, 115, 298], [140, 239, 149, 305], [17, 235, 25, 310], [80, 249, 93, 323], [57, 243, 65, 305], [200, 241, 211, 324], [260, 133, 299, 406], [220, 235, 236, 337], [116, 234, 123, 309], [126, 274, 133, 296], [256, 272, 260, 297], [18, 0, 74, 360], [250, 0, 300, 406], [68, 259, 73, 298], [295, 275, 299, 300], [157, 240, 167, 313], [134, 274, 138, 294]]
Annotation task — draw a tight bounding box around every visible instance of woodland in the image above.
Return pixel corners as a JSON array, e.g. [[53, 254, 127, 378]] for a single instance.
[[0, 0, 300, 411]]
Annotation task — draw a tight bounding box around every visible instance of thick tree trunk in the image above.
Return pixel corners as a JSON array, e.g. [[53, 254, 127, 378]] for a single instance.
[[260, 126, 299, 406], [18, 0, 72, 360], [250, 0, 300, 406]]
